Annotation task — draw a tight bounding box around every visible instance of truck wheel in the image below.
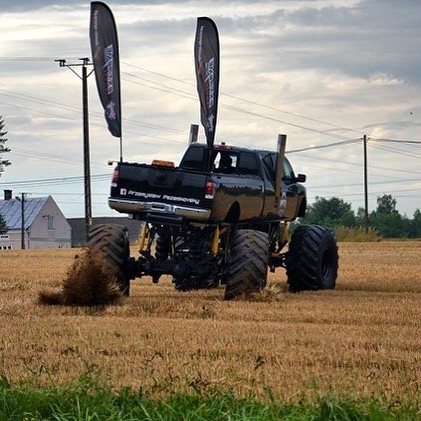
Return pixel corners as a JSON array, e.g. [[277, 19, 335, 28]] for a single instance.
[[286, 224, 338, 292], [88, 224, 131, 296], [224, 229, 269, 300]]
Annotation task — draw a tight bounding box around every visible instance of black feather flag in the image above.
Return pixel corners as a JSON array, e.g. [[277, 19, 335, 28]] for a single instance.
[[194, 17, 220, 148], [90, 2, 121, 138]]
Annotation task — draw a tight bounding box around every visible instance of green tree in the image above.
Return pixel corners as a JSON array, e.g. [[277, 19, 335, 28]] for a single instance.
[[409, 209, 421, 238], [375, 194, 397, 215], [302, 196, 356, 228], [0, 115, 11, 177], [370, 194, 410, 238], [355, 206, 367, 226], [0, 214, 7, 235]]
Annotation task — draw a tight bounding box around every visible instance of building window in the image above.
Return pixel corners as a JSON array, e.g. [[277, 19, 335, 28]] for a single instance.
[[47, 216, 55, 230]]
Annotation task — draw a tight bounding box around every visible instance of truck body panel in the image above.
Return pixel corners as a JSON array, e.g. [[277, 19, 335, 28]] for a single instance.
[[108, 143, 306, 224]]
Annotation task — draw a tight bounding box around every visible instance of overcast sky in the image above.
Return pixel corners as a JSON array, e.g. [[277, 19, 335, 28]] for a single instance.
[[1, 0, 420, 219]]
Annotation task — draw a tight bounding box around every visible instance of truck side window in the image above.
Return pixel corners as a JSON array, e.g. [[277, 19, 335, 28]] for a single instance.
[[283, 158, 294, 180], [262, 153, 295, 183], [262, 154, 275, 180], [238, 152, 259, 176]]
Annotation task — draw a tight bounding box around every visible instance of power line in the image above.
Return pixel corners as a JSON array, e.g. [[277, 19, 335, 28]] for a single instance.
[[3, 57, 421, 144], [370, 137, 421, 144], [122, 64, 360, 141], [287, 138, 361, 153], [0, 173, 110, 187], [0, 87, 187, 139], [3, 62, 421, 148], [0, 56, 79, 62], [121, 63, 421, 151], [2, 60, 420, 215], [369, 143, 421, 160], [122, 62, 363, 137]]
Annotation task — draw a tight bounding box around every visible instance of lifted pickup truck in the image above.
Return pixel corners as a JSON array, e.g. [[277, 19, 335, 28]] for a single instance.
[[89, 134, 339, 299], [86, 15, 338, 300], [109, 141, 306, 224]]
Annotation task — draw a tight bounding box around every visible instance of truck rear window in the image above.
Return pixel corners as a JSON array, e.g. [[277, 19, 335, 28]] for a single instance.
[[179, 147, 206, 171], [213, 151, 237, 174]]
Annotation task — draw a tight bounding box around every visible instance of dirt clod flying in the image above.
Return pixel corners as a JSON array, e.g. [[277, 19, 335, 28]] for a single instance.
[[38, 249, 123, 306]]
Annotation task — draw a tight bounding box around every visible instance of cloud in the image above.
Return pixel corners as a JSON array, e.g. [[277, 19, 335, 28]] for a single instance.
[[1, 0, 420, 218]]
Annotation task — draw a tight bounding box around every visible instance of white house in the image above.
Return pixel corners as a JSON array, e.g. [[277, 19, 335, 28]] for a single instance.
[[0, 190, 71, 250]]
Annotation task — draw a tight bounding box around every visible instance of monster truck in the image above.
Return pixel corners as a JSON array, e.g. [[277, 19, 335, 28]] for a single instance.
[[88, 133, 339, 299]]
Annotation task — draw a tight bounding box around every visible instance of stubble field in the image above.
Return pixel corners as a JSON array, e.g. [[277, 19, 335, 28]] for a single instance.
[[0, 241, 420, 407]]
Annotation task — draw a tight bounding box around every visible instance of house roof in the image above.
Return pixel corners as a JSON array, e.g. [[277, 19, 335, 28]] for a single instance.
[[0, 196, 50, 230]]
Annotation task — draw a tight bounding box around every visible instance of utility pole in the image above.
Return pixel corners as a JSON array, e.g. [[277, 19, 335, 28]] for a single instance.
[[363, 134, 369, 234], [16, 193, 27, 249], [56, 58, 94, 242]]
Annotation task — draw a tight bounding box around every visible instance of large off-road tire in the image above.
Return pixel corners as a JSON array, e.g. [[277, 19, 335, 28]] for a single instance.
[[224, 229, 269, 300], [286, 224, 338, 292], [88, 224, 131, 296]]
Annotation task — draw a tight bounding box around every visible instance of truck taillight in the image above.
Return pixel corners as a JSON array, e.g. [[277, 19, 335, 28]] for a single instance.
[[111, 168, 119, 184], [205, 180, 215, 199]]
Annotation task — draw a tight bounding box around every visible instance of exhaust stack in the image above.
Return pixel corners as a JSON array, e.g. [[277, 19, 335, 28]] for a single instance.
[[274, 134, 287, 214], [188, 124, 199, 144]]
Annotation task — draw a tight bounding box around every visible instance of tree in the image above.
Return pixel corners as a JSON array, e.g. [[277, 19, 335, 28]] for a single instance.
[[298, 194, 417, 238], [375, 194, 397, 215], [0, 214, 7, 235], [355, 207, 366, 226], [409, 209, 421, 238], [370, 194, 410, 238], [302, 196, 356, 228], [0, 115, 11, 177]]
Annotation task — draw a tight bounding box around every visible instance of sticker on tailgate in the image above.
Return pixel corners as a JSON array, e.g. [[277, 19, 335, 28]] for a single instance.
[[121, 189, 200, 205]]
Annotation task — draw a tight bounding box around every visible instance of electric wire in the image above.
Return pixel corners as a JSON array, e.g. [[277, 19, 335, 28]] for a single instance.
[[122, 62, 363, 137], [1, 58, 420, 213]]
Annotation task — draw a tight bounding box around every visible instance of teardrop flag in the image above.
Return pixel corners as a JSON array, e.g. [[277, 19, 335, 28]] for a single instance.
[[194, 17, 220, 148], [90, 2, 122, 138]]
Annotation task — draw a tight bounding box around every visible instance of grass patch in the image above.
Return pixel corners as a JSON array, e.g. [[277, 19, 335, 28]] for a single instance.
[[1, 245, 420, 417], [334, 226, 381, 242], [0, 375, 419, 421]]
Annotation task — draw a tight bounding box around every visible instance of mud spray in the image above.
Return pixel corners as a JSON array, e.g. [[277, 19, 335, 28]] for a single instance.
[[38, 249, 123, 306]]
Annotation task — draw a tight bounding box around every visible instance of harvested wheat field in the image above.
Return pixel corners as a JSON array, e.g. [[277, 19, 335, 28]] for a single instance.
[[0, 241, 420, 405]]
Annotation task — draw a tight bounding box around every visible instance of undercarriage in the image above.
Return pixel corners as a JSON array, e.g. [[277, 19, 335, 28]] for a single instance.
[[88, 220, 338, 300]]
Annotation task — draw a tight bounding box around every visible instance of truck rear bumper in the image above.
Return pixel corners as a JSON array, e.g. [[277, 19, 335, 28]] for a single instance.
[[108, 198, 211, 222]]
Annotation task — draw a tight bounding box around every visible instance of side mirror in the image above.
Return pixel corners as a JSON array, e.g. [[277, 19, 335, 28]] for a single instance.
[[296, 173, 306, 183]]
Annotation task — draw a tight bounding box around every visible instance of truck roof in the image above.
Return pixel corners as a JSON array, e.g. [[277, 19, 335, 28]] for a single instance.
[[195, 142, 278, 156]]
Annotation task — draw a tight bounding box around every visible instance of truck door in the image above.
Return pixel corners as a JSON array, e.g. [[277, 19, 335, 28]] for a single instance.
[[236, 152, 265, 219], [261, 153, 306, 220], [211, 150, 264, 221]]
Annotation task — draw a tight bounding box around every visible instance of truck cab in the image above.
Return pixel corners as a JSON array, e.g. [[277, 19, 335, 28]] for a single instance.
[[179, 142, 306, 222]]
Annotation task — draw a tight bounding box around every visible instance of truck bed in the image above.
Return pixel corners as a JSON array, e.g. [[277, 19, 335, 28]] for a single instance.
[[109, 162, 212, 222]]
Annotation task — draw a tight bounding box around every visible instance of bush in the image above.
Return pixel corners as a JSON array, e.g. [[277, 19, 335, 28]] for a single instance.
[[334, 226, 381, 242]]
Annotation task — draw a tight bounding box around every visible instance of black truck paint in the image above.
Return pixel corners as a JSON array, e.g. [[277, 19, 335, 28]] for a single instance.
[[109, 142, 306, 225]]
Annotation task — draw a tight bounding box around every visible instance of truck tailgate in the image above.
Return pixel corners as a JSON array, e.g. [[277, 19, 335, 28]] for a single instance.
[[109, 163, 211, 220]]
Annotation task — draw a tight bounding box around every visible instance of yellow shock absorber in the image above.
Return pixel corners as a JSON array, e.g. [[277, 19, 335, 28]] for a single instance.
[[211, 225, 220, 255], [281, 223, 290, 245], [138, 223, 149, 251]]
